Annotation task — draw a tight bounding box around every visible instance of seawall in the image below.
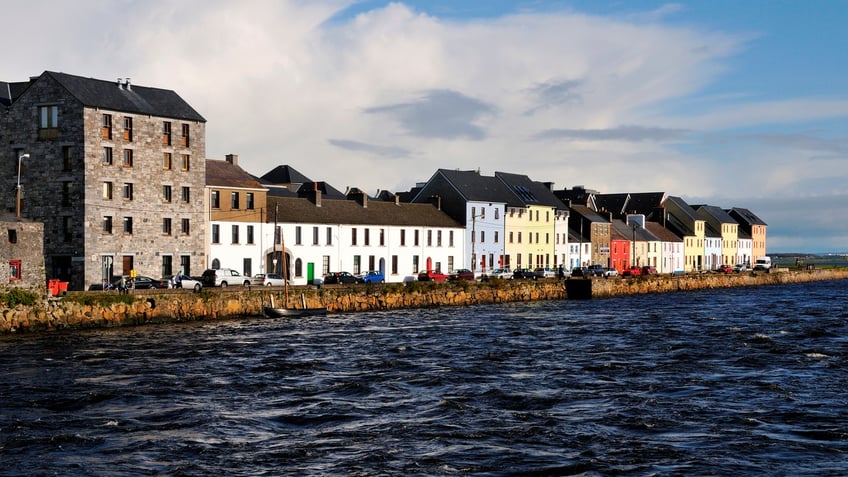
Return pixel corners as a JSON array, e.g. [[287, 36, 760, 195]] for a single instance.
[[1, 269, 846, 334]]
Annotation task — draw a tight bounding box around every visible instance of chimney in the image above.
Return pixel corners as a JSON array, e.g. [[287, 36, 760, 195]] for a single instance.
[[543, 181, 555, 191], [125, 78, 131, 90], [117, 78, 123, 90], [225, 154, 238, 166], [430, 195, 441, 210], [313, 182, 322, 207], [359, 191, 368, 208]]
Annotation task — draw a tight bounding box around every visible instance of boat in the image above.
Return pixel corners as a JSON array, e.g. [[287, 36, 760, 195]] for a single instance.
[[261, 205, 327, 318]]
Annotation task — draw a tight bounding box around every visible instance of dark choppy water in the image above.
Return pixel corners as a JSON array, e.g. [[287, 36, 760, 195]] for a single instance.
[[1, 281, 847, 476]]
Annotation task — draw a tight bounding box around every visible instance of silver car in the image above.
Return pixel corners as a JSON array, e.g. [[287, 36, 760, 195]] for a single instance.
[[166, 274, 203, 291]]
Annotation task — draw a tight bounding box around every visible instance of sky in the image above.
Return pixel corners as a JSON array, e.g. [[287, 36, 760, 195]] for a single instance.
[[2, 0, 846, 253]]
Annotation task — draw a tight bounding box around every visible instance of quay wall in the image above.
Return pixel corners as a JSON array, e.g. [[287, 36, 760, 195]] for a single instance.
[[1, 269, 846, 334]]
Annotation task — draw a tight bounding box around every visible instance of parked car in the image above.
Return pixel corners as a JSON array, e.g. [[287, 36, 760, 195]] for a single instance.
[[716, 264, 732, 273], [357, 270, 385, 284], [201, 268, 245, 287], [603, 267, 619, 278], [513, 268, 537, 279], [324, 271, 357, 284], [418, 270, 448, 282], [642, 266, 658, 275], [534, 267, 557, 279], [571, 266, 589, 277], [733, 263, 751, 273], [449, 268, 475, 281], [622, 266, 643, 277], [488, 268, 513, 280], [165, 274, 203, 291], [114, 275, 169, 289], [260, 273, 288, 286], [587, 264, 606, 277]]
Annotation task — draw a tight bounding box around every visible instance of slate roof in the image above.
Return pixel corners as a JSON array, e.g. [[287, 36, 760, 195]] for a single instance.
[[421, 169, 518, 204], [626, 192, 667, 215], [269, 195, 463, 228], [727, 207, 767, 227], [0, 81, 30, 106], [259, 165, 313, 186], [645, 222, 683, 243], [206, 159, 266, 189], [694, 204, 739, 225], [494, 172, 564, 208], [663, 196, 701, 222], [40, 71, 205, 122], [594, 193, 630, 216]]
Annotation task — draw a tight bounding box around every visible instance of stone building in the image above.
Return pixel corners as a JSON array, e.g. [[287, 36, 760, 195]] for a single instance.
[[0, 71, 207, 290], [0, 215, 46, 291]]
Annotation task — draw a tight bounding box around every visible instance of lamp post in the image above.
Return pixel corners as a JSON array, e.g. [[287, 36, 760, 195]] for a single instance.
[[16, 153, 30, 218]]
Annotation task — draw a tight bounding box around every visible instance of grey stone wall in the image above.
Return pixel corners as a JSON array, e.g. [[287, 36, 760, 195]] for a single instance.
[[0, 217, 46, 291], [1, 74, 207, 290]]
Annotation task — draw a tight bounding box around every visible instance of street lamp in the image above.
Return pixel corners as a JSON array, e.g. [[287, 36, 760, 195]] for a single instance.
[[16, 153, 30, 218]]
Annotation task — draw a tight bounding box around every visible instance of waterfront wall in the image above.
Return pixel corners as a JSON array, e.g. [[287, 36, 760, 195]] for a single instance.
[[1, 269, 846, 334]]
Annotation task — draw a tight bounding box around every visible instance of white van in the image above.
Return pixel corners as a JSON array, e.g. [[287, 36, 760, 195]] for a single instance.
[[754, 257, 772, 270], [201, 268, 247, 287]]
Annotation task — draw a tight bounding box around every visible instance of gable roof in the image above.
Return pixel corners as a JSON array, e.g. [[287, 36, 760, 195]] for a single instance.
[[38, 71, 205, 122], [269, 195, 463, 228], [0, 81, 30, 106], [206, 159, 266, 190], [727, 207, 767, 227], [494, 171, 564, 208], [645, 222, 683, 243], [694, 204, 738, 225], [418, 169, 517, 204]]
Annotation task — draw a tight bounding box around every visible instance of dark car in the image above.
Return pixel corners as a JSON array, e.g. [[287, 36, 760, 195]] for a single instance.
[[418, 270, 449, 282], [513, 268, 536, 279], [449, 268, 475, 281], [114, 275, 168, 289], [571, 266, 589, 277], [642, 266, 658, 275], [587, 264, 606, 277], [324, 271, 357, 284]]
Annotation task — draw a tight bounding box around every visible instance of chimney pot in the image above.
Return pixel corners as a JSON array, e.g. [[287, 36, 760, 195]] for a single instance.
[[225, 154, 238, 166]]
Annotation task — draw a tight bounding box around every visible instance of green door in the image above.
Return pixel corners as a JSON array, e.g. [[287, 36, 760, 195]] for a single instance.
[[307, 263, 315, 284]]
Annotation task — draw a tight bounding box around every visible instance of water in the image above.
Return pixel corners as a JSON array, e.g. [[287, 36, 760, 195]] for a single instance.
[[1, 281, 846, 476]]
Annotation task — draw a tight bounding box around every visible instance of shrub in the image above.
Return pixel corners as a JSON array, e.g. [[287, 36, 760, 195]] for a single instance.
[[62, 293, 137, 307], [1, 288, 40, 307]]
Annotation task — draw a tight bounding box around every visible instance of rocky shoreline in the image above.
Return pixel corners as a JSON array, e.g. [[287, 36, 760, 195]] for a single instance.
[[2, 268, 846, 334]]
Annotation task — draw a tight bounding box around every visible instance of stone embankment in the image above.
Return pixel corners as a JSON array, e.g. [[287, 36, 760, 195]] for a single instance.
[[1, 269, 845, 334]]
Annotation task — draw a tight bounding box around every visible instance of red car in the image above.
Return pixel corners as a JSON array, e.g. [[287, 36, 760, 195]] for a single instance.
[[418, 270, 448, 282], [622, 266, 643, 277], [716, 264, 732, 273]]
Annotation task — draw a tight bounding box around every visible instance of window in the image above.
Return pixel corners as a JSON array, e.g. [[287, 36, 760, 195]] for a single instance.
[[61, 182, 72, 207], [181, 154, 190, 171], [380, 228, 385, 246], [295, 259, 302, 277], [412, 255, 419, 273], [414, 229, 419, 246], [123, 216, 133, 234], [322, 256, 330, 276], [212, 224, 220, 243], [392, 255, 398, 274], [102, 182, 113, 200], [161, 255, 173, 278], [122, 149, 133, 167], [211, 190, 220, 208], [351, 228, 357, 246], [427, 230, 433, 246], [62, 146, 73, 171], [162, 218, 172, 235], [9, 260, 21, 281], [313, 226, 319, 245], [180, 255, 191, 276], [8, 229, 17, 243], [38, 105, 59, 139], [232, 225, 239, 244], [437, 231, 442, 247], [353, 255, 361, 275], [230, 192, 239, 209], [326, 227, 332, 246], [181, 124, 190, 147], [162, 185, 172, 203], [247, 225, 254, 244], [163, 152, 172, 170], [103, 147, 113, 165], [103, 216, 113, 234], [181, 186, 190, 203], [295, 226, 302, 245], [243, 258, 252, 278], [102, 114, 112, 139], [481, 231, 486, 243], [495, 209, 500, 220], [123, 183, 133, 200], [62, 217, 72, 242], [246, 193, 254, 210], [163, 121, 172, 146], [400, 229, 406, 246], [495, 231, 499, 243], [181, 218, 190, 235], [123, 117, 133, 141], [364, 229, 370, 246]]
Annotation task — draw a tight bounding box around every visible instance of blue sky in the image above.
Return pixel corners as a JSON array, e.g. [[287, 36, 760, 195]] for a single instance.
[[2, 0, 846, 253]]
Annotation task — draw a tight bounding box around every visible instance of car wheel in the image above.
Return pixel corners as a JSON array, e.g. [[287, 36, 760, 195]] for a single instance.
[[380, 279, 385, 283], [193, 284, 202, 292], [221, 282, 228, 287], [244, 280, 251, 286], [265, 282, 272, 286]]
